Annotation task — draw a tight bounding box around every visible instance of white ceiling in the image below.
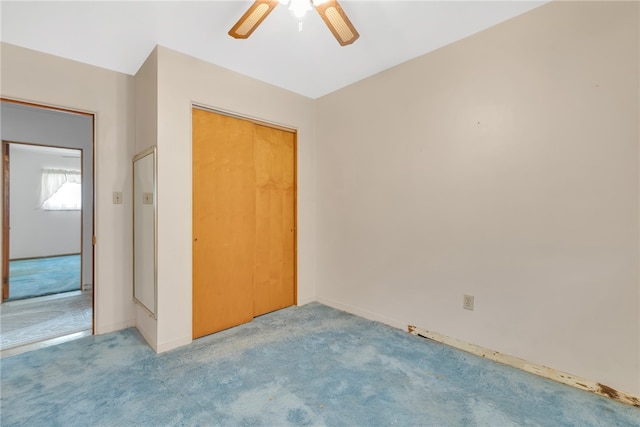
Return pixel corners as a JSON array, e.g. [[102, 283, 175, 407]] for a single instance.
[[1, 1, 548, 99]]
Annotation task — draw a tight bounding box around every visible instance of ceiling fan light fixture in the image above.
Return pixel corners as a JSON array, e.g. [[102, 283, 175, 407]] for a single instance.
[[289, 0, 311, 19], [229, 0, 359, 46]]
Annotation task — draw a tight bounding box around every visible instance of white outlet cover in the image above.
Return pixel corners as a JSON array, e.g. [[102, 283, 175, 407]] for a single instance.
[[463, 294, 474, 311]]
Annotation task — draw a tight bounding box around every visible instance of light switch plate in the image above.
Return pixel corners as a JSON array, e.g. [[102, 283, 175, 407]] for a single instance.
[[143, 192, 153, 205]]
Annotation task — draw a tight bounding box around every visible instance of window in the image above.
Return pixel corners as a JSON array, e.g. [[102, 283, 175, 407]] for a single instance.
[[39, 169, 82, 211]]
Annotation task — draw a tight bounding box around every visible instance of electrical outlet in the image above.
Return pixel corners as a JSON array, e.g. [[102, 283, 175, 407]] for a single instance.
[[463, 294, 474, 311], [113, 191, 123, 204]]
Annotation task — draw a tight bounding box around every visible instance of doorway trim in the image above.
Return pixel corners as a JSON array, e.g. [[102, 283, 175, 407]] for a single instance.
[[3, 141, 84, 298], [2, 141, 9, 300], [192, 103, 297, 133], [0, 98, 96, 334]]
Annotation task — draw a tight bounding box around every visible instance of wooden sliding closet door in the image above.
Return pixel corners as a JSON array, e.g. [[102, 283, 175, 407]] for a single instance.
[[192, 108, 296, 339], [253, 124, 296, 317], [192, 109, 256, 338]]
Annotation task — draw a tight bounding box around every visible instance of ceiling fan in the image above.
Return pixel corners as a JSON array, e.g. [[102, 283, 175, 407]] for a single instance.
[[229, 0, 359, 46]]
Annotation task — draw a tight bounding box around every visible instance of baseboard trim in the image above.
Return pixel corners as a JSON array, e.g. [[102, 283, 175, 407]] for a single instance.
[[296, 295, 315, 306], [408, 325, 640, 408], [156, 336, 191, 354], [316, 296, 406, 330], [95, 319, 135, 336]]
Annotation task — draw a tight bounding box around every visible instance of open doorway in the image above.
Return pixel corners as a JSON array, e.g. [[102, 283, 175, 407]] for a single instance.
[[5, 143, 83, 300], [0, 100, 94, 355]]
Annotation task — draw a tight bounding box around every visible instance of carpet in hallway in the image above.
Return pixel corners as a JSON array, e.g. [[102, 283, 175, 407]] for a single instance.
[[7, 254, 81, 301]]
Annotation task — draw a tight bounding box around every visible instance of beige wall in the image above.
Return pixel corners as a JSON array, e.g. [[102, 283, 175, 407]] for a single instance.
[[315, 1, 640, 395], [1, 42, 136, 334], [154, 47, 316, 352]]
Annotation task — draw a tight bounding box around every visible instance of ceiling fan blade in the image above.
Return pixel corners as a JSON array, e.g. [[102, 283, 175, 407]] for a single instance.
[[313, 0, 359, 46], [229, 0, 279, 39]]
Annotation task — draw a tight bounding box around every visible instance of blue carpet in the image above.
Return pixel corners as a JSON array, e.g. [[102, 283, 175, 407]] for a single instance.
[[1, 303, 638, 426], [7, 255, 80, 301]]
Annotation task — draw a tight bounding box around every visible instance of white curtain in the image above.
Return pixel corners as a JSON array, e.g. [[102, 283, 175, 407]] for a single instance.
[[39, 169, 82, 208]]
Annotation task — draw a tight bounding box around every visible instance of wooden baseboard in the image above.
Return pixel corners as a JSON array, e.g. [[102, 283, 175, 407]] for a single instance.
[[408, 325, 640, 408]]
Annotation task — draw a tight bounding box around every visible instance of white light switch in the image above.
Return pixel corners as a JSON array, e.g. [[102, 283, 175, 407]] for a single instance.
[[113, 191, 123, 204], [143, 192, 153, 205]]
